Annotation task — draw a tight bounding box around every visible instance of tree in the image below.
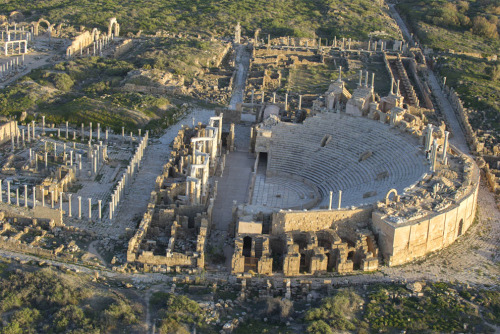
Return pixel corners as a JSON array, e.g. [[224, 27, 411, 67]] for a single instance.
[[471, 16, 499, 39]]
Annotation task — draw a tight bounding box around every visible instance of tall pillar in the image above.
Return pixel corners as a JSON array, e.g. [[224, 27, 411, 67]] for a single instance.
[[88, 198, 92, 219], [42, 190, 45, 207], [59, 192, 63, 212], [6, 180, 10, 204], [425, 124, 433, 152], [24, 184, 27, 207], [50, 190, 54, 208], [78, 196, 82, 219], [32, 186, 36, 208], [442, 131, 449, 163], [109, 202, 113, 220], [431, 139, 438, 172], [98, 199, 102, 220], [298, 95, 302, 109], [42, 115, 45, 135], [68, 194, 72, 217], [337, 190, 342, 210], [0, 180, 2, 203], [329, 191, 333, 210], [16, 188, 19, 206]]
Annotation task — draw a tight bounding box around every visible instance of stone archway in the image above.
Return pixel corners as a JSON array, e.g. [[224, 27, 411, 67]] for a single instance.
[[91, 28, 100, 41], [33, 18, 52, 36], [385, 188, 398, 204], [107, 17, 119, 37]]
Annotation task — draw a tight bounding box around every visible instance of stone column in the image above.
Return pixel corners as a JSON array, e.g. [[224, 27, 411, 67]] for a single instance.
[[32, 186, 36, 208], [0, 180, 2, 203], [42, 190, 45, 207], [24, 184, 27, 207], [81, 123, 84, 141], [337, 190, 342, 210], [425, 124, 433, 152], [298, 95, 302, 109], [97, 123, 100, 141], [59, 192, 63, 212], [98, 199, 102, 220], [16, 188, 19, 206], [78, 196, 82, 219], [431, 139, 438, 172], [32, 120, 35, 138], [89, 122, 92, 142], [50, 190, 54, 208], [6, 180, 10, 204], [285, 93, 288, 110], [442, 131, 449, 163], [109, 202, 113, 220], [68, 194, 72, 217], [66, 121, 69, 139], [88, 198, 92, 220], [42, 115, 45, 135], [329, 191, 333, 210]]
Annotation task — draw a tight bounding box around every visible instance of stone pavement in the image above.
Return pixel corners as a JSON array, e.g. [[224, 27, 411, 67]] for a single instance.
[[211, 151, 253, 231]]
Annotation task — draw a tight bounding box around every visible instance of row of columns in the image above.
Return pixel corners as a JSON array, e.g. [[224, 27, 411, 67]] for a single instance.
[[0, 180, 106, 221], [424, 124, 449, 172], [0, 54, 25, 79], [108, 131, 149, 219], [261, 34, 403, 54], [328, 190, 342, 210], [68, 33, 114, 58]]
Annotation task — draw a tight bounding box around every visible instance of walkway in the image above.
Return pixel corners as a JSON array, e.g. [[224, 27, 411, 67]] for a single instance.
[[389, 4, 469, 153], [211, 150, 253, 231]]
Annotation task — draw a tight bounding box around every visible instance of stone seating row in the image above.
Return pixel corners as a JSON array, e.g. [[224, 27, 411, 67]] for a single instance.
[[266, 113, 427, 207]]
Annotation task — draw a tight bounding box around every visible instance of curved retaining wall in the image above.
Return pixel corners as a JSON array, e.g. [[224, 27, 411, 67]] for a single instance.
[[372, 148, 480, 266]]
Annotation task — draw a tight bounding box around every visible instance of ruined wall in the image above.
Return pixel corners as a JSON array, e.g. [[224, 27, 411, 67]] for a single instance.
[[113, 39, 134, 58], [216, 108, 241, 123], [0, 202, 63, 225], [437, 75, 481, 153], [0, 121, 19, 144], [271, 207, 372, 235], [372, 164, 479, 266], [66, 30, 93, 56]]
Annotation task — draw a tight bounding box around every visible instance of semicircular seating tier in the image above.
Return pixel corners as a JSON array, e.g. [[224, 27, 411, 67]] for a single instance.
[[266, 113, 428, 208]]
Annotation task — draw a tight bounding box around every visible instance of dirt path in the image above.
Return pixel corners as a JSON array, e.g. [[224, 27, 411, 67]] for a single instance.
[[87, 240, 106, 265], [228, 44, 251, 109]]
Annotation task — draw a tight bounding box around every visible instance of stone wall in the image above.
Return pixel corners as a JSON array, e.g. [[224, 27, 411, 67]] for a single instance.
[[372, 155, 480, 266], [113, 39, 134, 58], [271, 207, 372, 235], [0, 121, 19, 144], [216, 108, 241, 123], [0, 202, 63, 225], [66, 30, 93, 57]]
